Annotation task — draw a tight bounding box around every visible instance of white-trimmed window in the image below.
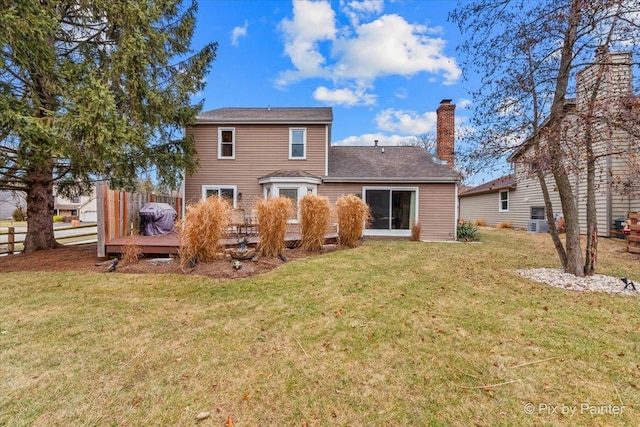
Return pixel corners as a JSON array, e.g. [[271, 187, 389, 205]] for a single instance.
[[289, 128, 306, 159], [218, 128, 235, 159], [278, 188, 299, 220], [202, 185, 238, 208], [261, 182, 318, 223], [499, 190, 509, 212]]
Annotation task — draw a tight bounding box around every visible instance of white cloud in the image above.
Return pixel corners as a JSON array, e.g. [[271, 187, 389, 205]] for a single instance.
[[276, 2, 461, 87], [340, 0, 384, 26], [276, 0, 336, 86], [313, 86, 377, 106], [231, 20, 248, 46], [332, 132, 416, 146], [394, 87, 408, 99], [457, 98, 472, 109], [375, 108, 438, 134]]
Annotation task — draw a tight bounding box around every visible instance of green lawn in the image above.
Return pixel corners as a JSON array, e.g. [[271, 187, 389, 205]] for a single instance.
[[1, 228, 638, 426]]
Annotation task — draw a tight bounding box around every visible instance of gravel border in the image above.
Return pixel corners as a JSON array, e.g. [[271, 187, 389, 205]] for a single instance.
[[518, 268, 639, 295]]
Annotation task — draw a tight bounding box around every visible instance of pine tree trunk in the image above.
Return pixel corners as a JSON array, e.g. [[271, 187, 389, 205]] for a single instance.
[[23, 166, 60, 253]]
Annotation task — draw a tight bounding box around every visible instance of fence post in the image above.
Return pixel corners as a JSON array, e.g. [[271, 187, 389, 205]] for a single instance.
[[7, 227, 14, 255]]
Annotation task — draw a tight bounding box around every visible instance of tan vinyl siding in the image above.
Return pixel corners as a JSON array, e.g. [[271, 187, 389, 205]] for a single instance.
[[319, 182, 456, 241], [185, 123, 327, 210], [418, 183, 457, 241]]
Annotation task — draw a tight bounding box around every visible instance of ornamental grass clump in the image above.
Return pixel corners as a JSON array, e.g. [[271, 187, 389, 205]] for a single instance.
[[121, 233, 143, 264], [336, 194, 370, 248], [411, 223, 422, 241], [178, 196, 231, 267], [300, 194, 330, 252], [256, 197, 292, 257]]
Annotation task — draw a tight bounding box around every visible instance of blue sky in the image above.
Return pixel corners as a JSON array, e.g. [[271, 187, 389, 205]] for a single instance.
[[192, 0, 490, 183]]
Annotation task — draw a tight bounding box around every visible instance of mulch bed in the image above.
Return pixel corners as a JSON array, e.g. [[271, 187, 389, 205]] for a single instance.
[[0, 244, 332, 279]]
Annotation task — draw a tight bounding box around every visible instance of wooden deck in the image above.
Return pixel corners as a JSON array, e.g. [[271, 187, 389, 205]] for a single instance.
[[105, 233, 338, 256]]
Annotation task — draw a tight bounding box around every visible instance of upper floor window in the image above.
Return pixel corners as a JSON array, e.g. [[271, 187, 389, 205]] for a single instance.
[[499, 190, 509, 212], [218, 128, 235, 159], [289, 128, 306, 159], [71, 196, 80, 204]]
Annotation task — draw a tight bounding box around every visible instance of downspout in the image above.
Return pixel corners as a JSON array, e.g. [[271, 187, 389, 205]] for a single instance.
[[454, 183, 459, 241], [325, 124, 329, 177], [606, 141, 612, 237]]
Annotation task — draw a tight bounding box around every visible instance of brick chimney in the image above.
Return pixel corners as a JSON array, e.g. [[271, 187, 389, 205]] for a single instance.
[[437, 99, 455, 168]]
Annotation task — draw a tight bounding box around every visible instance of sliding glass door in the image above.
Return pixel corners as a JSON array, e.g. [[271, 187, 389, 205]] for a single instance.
[[364, 188, 416, 232]]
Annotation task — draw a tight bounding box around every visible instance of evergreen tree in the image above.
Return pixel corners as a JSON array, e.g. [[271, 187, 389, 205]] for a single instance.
[[0, 0, 216, 252]]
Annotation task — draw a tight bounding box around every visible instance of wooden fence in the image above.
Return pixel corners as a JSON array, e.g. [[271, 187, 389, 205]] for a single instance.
[[0, 223, 97, 255], [96, 183, 181, 257]]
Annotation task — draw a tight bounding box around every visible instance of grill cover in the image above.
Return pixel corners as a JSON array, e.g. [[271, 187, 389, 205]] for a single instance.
[[139, 203, 177, 236]]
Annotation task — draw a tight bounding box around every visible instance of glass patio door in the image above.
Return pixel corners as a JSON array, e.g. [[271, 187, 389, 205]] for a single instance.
[[365, 189, 415, 231]]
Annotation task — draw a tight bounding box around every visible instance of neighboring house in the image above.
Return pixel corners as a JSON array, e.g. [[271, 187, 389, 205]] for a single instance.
[[459, 175, 516, 226], [54, 186, 98, 222], [0, 191, 26, 220], [184, 100, 460, 241], [460, 48, 640, 235]]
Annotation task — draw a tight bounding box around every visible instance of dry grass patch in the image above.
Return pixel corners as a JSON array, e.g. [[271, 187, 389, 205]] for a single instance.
[[497, 221, 513, 229], [473, 218, 487, 226], [1, 229, 639, 426]]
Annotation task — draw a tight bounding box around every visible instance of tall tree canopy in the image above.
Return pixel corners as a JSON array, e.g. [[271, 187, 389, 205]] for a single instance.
[[451, 0, 640, 276], [0, 0, 216, 252]]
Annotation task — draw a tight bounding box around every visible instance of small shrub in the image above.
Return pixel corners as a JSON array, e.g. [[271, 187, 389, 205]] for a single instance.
[[12, 207, 26, 221], [256, 197, 292, 257], [121, 234, 143, 264], [411, 223, 422, 241], [300, 194, 330, 252], [472, 218, 487, 227], [457, 221, 479, 242], [496, 221, 512, 229], [53, 215, 64, 222], [336, 194, 370, 248], [178, 196, 232, 267]]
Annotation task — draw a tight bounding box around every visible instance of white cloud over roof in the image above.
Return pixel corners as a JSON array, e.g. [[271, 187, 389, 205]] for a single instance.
[[376, 108, 438, 134]]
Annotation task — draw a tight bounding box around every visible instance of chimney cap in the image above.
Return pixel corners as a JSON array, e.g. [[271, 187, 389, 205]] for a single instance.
[[440, 99, 453, 105]]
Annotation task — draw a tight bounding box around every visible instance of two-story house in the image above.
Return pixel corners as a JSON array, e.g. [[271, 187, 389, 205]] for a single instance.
[[184, 100, 460, 241], [459, 48, 639, 235]]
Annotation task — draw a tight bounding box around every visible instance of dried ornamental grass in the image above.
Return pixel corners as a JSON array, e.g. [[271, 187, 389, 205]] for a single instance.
[[411, 223, 422, 241], [121, 233, 143, 264], [300, 194, 330, 252], [178, 197, 232, 267], [256, 197, 292, 257], [336, 194, 370, 248], [496, 221, 513, 229], [473, 219, 487, 227]]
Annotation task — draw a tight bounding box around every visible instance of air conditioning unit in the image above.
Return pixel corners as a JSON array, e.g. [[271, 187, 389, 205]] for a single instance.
[[527, 219, 549, 233]]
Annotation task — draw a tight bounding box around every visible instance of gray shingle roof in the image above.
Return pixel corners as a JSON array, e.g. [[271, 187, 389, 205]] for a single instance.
[[326, 146, 458, 182], [197, 107, 333, 123], [459, 174, 515, 196], [258, 169, 322, 180]]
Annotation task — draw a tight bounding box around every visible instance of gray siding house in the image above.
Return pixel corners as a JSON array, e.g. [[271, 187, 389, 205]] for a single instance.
[[184, 101, 460, 241], [460, 49, 639, 235]]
